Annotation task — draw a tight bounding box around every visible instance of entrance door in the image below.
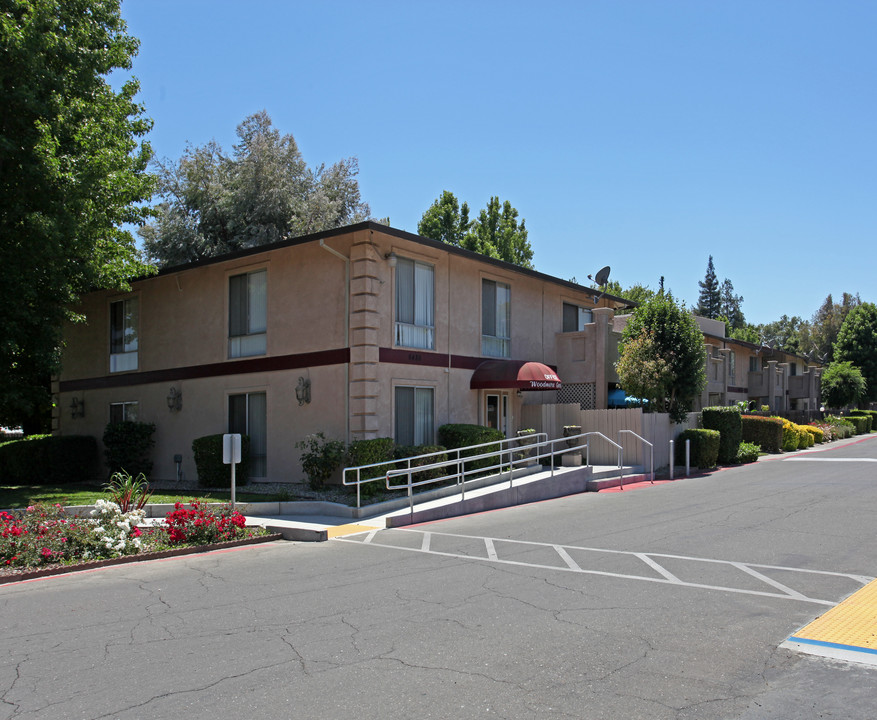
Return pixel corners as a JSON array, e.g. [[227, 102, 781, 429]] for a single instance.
[[485, 393, 509, 437]]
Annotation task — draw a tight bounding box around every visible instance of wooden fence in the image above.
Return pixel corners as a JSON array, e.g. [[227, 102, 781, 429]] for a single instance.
[[520, 405, 697, 469]]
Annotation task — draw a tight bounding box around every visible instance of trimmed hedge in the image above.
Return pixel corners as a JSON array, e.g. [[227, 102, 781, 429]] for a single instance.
[[735, 442, 760, 464], [192, 434, 251, 487], [437, 424, 505, 472], [103, 421, 156, 478], [741, 415, 783, 453], [0, 435, 98, 484], [781, 420, 812, 451], [348, 437, 396, 481], [702, 407, 742, 464], [674, 429, 720, 469], [803, 425, 825, 444], [847, 413, 873, 434]]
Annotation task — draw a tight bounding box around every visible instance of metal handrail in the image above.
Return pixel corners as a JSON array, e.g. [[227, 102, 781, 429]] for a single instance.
[[618, 429, 654, 483], [550, 431, 623, 476], [342, 433, 548, 508]]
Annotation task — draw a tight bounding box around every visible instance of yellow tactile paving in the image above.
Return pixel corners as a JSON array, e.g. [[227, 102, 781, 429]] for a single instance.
[[326, 523, 379, 539], [791, 578, 877, 650]]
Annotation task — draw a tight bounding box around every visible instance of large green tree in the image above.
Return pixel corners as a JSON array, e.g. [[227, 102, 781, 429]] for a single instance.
[[141, 111, 371, 266], [418, 191, 534, 268], [616, 294, 707, 422], [0, 0, 155, 430], [809, 292, 861, 363], [820, 361, 866, 410], [834, 302, 877, 404]]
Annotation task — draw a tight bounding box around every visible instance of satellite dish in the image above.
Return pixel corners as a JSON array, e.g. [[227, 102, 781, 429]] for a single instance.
[[594, 266, 611, 287]]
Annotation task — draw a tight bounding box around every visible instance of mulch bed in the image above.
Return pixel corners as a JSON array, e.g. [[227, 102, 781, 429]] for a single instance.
[[0, 533, 284, 585]]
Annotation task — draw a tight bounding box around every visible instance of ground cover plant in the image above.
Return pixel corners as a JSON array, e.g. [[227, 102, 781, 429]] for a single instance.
[[1, 500, 268, 571]]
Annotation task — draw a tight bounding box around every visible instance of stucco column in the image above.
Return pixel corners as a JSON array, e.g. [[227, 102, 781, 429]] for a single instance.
[[348, 239, 382, 439], [719, 348, 730, 404], [778, 363, 789, 413], [593, 307, 613, 409]]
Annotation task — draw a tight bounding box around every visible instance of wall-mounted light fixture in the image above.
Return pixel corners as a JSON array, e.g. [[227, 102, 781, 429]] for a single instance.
[[384, 251, 397, 268], [295, 376, 311, 406], [70, 397, 85, 419], [166, 386, 182, 412]]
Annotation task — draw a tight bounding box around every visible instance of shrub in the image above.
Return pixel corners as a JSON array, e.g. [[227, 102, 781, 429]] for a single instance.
[[0, 435, 98, 484], [803, 425, 825, 444], [296, 432, 346, 490], [192, 434, 251, 488], [105, 470, 154, 512], [826, 415, 855, 438], [781, 420, 811, 451], [103, 421, 155, 478], [348, 437, 396, 479], [741, 415, 783, 453], [394, 444, 450, 483], [810, 422, 835, 441], [701, 407, 742, 464], [735, 442, 761, 464], [847, 413, 873, 433], [674, 429, 720, 468], [161, 501, 248, 545], [438, 424, 505, 472]]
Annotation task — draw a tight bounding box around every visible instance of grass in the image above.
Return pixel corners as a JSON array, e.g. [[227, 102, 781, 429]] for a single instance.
[[0, 484, 293, 510]]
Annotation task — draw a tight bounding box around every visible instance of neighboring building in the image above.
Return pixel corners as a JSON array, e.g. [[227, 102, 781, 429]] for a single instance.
[[55, 222, 630, 484]]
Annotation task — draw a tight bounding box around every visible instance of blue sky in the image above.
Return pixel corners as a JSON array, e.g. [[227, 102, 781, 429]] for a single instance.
[[119, 0, 876, 326]]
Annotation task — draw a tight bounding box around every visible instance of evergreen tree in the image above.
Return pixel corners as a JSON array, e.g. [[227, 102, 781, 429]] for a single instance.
[[834, 302, 877, 404], [418, 192, 534, 268], [696, 256, 721, 318], [719, 278, 745, 329]]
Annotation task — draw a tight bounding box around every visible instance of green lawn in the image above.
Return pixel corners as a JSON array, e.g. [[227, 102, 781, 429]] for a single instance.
[[0, 484, 291, 510]]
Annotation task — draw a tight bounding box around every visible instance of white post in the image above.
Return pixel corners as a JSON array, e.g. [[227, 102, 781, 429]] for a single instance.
[[669, 440, 674, 480], [222, 433, 242, 511]]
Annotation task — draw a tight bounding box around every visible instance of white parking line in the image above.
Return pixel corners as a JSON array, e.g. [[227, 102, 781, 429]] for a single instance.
[[784, 458, 877, 462], [336, 528, 871, 605]]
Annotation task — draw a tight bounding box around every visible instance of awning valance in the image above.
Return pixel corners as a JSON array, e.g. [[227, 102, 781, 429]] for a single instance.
[[470, 360, 562, 391]]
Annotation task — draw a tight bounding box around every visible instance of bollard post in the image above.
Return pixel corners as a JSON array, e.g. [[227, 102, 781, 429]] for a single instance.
[[685, 439, 690, 477], [669, 439, 674, 480]]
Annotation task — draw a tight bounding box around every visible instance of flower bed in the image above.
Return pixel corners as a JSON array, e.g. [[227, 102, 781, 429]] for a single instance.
[[1, 501, 271, 579]]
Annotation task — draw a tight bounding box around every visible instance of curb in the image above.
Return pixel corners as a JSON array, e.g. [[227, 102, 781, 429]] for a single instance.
[[0, 533, 283, 585]]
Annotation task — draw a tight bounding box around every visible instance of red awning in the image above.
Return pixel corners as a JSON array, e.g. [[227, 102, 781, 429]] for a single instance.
[[470, 360, 562, 391]]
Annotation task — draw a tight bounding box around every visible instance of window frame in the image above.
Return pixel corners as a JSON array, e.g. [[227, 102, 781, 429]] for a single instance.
[[394, 256, 435, 350], [481, 278, 511, 358], [109, 296, 139, 373], [562, 302, 593, 333], [228, 268, 267, 359], [228, 390, 267, 478], [394, 385, 435, 447], [109, 401, 139, 423]]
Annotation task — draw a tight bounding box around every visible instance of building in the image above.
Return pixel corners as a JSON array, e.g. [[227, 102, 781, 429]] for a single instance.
[[56, 222, 630, 484]]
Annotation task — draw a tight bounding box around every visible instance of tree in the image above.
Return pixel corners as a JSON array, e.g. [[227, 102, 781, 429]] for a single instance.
[[0, 0, 155, 431], [622, 283, 656, 306], [616, 294, 707, 422], [759, 315, 807, 354], [719, 278, 745, 330], [417, 190, 471, 247], [809, 292, 861, 363], [141, 111, 371, 266], [728, 324, 761, 344], [418, 192, 534, 268], [696, 256, 721, 318], [820, 361, 866, 410], [834, 302, 877, 404]]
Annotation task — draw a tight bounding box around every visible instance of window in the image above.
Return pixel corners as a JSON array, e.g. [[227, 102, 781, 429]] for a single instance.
[[789, 362, 797, 376], [482, 279, 510, 357], [394, 386, 434, 446], [395, 257, 435, 349], [749, 356, 759, 372], [110, 297, 138, 372], [728, 351, 736, 383], [229, 269, 267, 358], [562, 303, 592, 332], [109, 402, 138, 423], [229, 392, 267, 477]]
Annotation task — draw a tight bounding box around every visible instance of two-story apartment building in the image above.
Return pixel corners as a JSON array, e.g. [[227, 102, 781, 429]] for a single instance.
[[55, 222, 630, 484]]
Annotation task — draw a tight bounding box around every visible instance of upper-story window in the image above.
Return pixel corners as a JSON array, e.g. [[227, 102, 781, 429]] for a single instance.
[[109, 297, 138, 372], [482, 279, 510, 357], [395, 257, 434, 350], [749, 356, 759, 372], [562, 303, 592, 332], [229, 269, 267, 358]]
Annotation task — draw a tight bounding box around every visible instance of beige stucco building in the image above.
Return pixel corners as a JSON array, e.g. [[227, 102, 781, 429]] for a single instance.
[[56, 222, 630, 484]]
